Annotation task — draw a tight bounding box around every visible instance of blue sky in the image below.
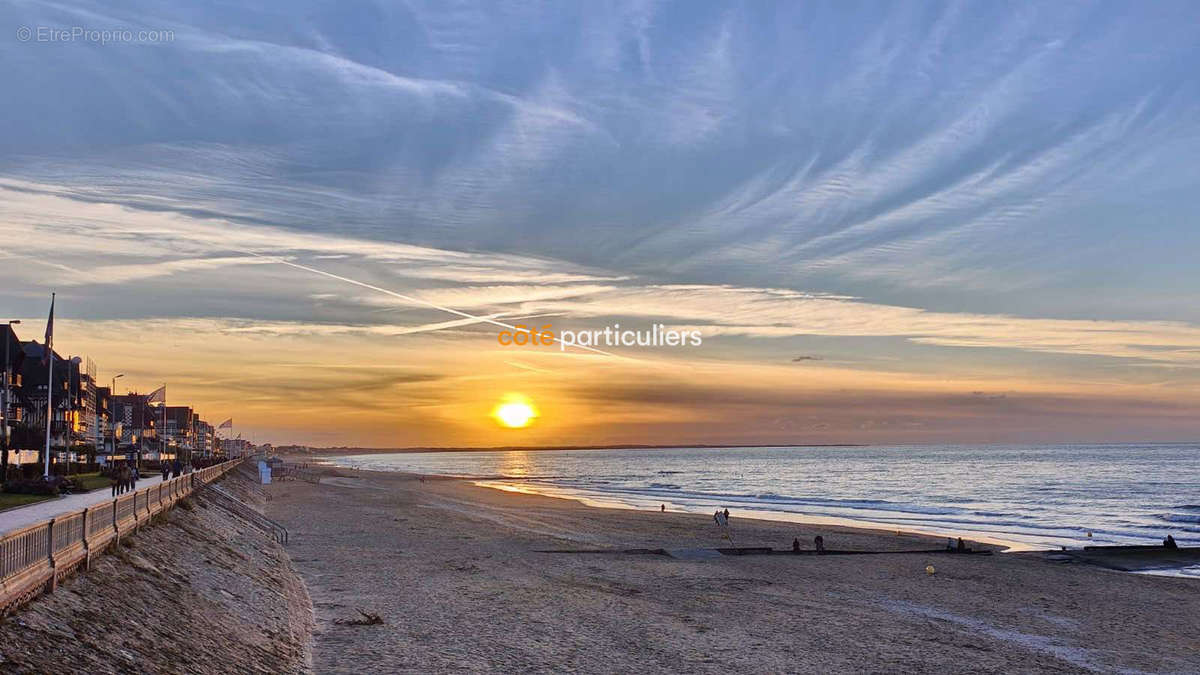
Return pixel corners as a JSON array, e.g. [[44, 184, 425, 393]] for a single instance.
[[2, 1, 1199, 445]]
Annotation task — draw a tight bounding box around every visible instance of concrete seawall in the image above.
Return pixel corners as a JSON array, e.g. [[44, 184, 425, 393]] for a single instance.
[[0, 468, 313, 674]]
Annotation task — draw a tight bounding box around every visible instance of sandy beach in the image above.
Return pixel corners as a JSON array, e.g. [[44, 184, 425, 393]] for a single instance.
[[265, 464, 1200, 673]]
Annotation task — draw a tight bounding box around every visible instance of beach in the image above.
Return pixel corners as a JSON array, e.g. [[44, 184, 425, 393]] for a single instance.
[[266, 464, 1200, 673]]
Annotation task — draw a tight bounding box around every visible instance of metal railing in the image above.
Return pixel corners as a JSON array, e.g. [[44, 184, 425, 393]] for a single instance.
[[270, 462, 321, 484], [199, 483, 289, 545], [0, 458, 244, 616]]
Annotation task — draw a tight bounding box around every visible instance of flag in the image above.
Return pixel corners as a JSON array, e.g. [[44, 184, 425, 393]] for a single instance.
[[147, 385, 166, 403], [218, 418, 233, 429], [41, 293, 55, 366]]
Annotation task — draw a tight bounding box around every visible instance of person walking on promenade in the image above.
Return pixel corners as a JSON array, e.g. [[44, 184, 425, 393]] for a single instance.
[[110, 466, 120, 497], [130, 464, 138, 490], [172, 458, 182, 479], [161, 462, 170, 481], [118, 463, 130, 495]]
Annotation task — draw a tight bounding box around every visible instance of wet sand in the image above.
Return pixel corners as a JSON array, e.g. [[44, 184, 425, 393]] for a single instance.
[[265, 466, 1200, 673]]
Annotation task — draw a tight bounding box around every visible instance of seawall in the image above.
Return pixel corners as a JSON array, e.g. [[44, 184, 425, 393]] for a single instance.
[[0, 468, 313, 674]]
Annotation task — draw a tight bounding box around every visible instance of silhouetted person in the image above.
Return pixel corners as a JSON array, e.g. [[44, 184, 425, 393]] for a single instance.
[[110, 468, 120, 497], [723, 508, 730, 521], [660, 504, 665, 512], [792, 538, 800, 553], [1164, 535, 1178, 549], [956, 537, 966, 552], [161, 463, 170, 481], [814, 535, 825, 552], [173, 459, 182, 478]]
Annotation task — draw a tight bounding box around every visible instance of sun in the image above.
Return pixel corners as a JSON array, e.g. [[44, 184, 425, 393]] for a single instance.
[[491, 395, 538, 429]]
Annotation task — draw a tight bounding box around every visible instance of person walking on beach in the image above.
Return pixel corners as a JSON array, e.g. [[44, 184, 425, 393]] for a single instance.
[[723, 508, 730, 522]]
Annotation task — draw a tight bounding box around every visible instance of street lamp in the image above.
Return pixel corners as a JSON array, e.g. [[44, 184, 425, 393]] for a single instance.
[[2, 320, 22, 479], [110, 374, 124, 461]]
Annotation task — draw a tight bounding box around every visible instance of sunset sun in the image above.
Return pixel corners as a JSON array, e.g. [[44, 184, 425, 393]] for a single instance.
[[491, 395, 538, 429]]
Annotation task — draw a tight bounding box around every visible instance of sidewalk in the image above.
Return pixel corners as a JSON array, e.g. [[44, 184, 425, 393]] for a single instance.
[[0, 474, 168, 536]]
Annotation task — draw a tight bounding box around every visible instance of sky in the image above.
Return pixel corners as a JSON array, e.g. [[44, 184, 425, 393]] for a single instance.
[[2, 0, 1199, 447]]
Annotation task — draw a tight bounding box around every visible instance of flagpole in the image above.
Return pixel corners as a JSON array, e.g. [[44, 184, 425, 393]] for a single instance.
[[43, 292, 55, 478], [43, 348, 52, 477]]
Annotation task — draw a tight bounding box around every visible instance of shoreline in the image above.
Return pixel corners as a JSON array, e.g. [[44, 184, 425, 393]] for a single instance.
[[471, 478, 1037, 553], [318, 458, 1200, 575], [313, 461, 1200, 578], [316, 446, 1199, 558], [326, 464, 998, 551]]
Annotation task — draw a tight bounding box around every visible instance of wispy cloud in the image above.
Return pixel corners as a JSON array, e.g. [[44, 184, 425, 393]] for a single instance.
[[5, 182, 1200, 369]]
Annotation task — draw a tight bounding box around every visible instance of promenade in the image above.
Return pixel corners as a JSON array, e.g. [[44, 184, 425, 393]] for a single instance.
[[0, 474, 167, 535]]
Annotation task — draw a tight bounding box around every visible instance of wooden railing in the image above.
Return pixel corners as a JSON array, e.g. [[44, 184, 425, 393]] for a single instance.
[[0, 458, 244, 616]]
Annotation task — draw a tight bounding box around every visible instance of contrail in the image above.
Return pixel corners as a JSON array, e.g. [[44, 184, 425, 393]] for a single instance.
[[243, 251, 627, 360]]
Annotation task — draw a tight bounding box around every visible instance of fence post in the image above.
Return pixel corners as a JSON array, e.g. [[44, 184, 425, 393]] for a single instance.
[[81, 508, 91, 570], [112, 495, 119, 547], [46, 518, 56, 593]]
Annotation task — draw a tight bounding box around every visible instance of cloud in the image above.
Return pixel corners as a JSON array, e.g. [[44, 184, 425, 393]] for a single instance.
[[2, 2, 1200, 445], [5, 181, 1200, 369], [3, 1, 1196, 312]]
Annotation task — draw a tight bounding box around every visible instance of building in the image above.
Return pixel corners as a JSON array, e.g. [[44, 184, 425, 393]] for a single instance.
[[194, 417, 215, 459], [12, 341, 72, 468], [64, 357, 99, 462], [221, 437, 253, 457], [94, 386, 112, 457], [110, 393, 163, 463], [1, 324, 25, 476], [164, 405, 195, 462], [1, 320, 240, 473]]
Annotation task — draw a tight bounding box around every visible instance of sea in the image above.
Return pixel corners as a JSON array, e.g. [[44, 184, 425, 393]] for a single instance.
[[327, 443, 1199, 573]]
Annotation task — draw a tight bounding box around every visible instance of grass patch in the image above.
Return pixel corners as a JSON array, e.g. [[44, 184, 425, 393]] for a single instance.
[[0, 492, 55, 512], [69, 472, 113, 492]]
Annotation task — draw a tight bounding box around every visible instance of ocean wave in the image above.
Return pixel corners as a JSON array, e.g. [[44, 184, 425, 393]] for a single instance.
[[1161, 514, 1200, 524], [327, 444, 1200, 550]]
